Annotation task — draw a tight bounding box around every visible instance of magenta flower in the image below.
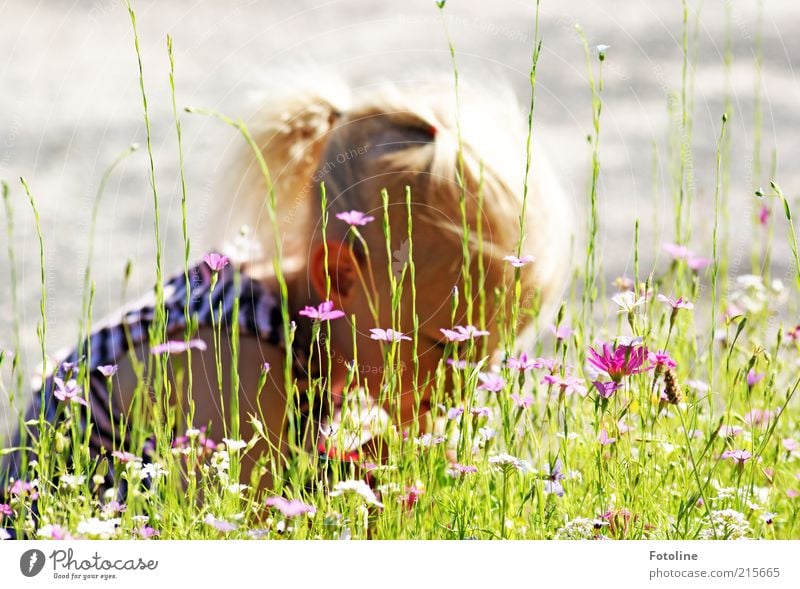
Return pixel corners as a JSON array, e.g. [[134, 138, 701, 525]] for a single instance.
[[759, 204, 770, 226], [369, 328, 411, 342], [151, 339, 207, 355], [397, 485, 424, 509], [598, 429, 616, 446], [336, 210, 375, 226], [721, 449, 752, 465], [477, 372, 505, 393], [97, 364, 118, 377], [203, 252, 230, 272], [439, 325, 490, 342], [503, 254, 535, 268], [541, 374, 587, 397], [543, 458, 565, 497], [507, 352, 539, 371], [548, 324, 574, 340], [265, 496, 317, 517], [662, 243, 710, 271], [746, 369, 764, 387], [648, 351, 677, 370], [53, 377, 87, 407], [657, 294, 694, 311], [587, 341, 648, 383], [592, 380, 621, 399], [298, 300, 345, 321], [510, 394, 534, 409], [0, 503, 12, 517]]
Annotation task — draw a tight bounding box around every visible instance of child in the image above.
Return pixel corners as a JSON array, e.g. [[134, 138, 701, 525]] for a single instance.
[[1, 77, 572, 534]]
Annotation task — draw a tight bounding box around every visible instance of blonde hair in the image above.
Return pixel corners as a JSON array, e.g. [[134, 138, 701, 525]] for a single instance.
[[215, 74, 573, 340]]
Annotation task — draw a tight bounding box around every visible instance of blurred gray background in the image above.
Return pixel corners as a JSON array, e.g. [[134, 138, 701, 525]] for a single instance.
[[1, 0, 798, 431]]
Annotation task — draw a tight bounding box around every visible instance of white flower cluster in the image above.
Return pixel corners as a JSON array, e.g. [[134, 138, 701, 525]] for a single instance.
[[699, 509, 751, 540], [555, 517, 603, 540]]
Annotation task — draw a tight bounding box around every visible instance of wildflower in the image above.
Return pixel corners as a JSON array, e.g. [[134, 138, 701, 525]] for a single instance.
[[265, 496, 317, 517], [541, 374, 587, 396], [477, 372, 505, 393], [760, 512, 776, 525], [111, 450, 140, 464], [439, 325, 490, 342], [598, 429, 616, 446], [758, 204, 770, 226], [222, 438, 248, 452], [662, 243, 710, 271], [746, 369, 764, 387], [648, 351, 677, 370], [369, 328, 411, 343], [718, 424, 743, 438], [0, 504, 12, 517], [721, 449, 752, 465], [592, 380, 620, 399], [587, 341, 648, 382], [782, 438, 799, 452], [611, 291, 646, 314], [336, 210, 375, 226], [447, 406, 464, 420], [9, 479, 38, 501], [150, 339, 207, 355], [203, 252, 230, 271], [510, 394, 534, 409], [101, 501, 126, 517], [330, 479, 384, 508], [204, 514, 238, 533], [503, 254, 535, 267], [687, 255, 711, 271], [543, 458, 565, 497], [470, 406, 491, 418], [141, 463, 168, 480], [555, 517, 600, 540], [744, 409, 775, 428], [699, 509, 750, 540], [414, 433, 446, 447], [657, 294, 694, 311], [549, 324, 574, 340], [447, 463, 478, 477], [37, 524, 71, 540], [60, 474, 86, 490], [617, 419, 634, 435], [53, 377, 87, 406], [489, 453, 523, 473], [136, 526, 159, 539], [97, 364, 118, 377], [298, 300, 345, 321], [446, 358, 468, 370], [397, 485, 424, 509], [507, 352, 539, 371], [77, 517, 119, 539]]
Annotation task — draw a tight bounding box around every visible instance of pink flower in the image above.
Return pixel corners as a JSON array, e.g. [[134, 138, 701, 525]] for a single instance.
[[203, 514, 238, 533], [470, 406, 491, 418], [397, 485, 424, 509], [446, 358, 469, 370], [587, 341, 649, 382], [510, 394, 534, 409], [548, 324, 574, 340], [721, 449, 752, 465], [37, 524, 71, 540], [203, 252, 230, 272], [507, 352, 539, 371], [592, 380, 621, 399], [151, 339, 207, 355], [111, 450, 140, 464], [447, 407, 464, 420], [97, 364, 118, 377], [439, 325, 490, 342], [598, 429, 616, 446], [369, 328, 411, 342], [503, 255, 535, 268], [447, 463, 478, 477], [9, 480, 38, 501], [617, 419, 634, 435], [782, 438, 799, 452], [718, 424, 743, 437], [336, 210, 375, 226], [746, 369, 764, 387], [136, 526, 159, 539], [759, 204, 770, 226], [744, 409, 775, 427], [787, 325, 800, 342], [787, 489, 800, 499], [648, 351, 677, 370], [662, 243, 710, 271], [0, 503, 12, 517], [541, 374, 587, 396], [477, 373, 505, 393], [53, 377, 87, 407], [687, 256, 711, 271], [265, 496, 317, 517], [298, 300, 345, 321], [657, 294, 694, 311]]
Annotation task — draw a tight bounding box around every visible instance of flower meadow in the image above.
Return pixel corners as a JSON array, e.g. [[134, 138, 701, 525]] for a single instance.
[[1, 1, 800, 541]]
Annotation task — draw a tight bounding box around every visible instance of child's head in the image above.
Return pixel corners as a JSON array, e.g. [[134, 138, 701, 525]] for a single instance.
[[218, 76, 572, 423]]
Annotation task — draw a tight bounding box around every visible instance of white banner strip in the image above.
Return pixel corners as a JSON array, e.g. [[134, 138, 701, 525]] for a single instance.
[[2, 540, 799, 588]]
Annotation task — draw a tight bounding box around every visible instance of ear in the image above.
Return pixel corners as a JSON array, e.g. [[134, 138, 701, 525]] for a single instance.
[[309, 240, 360, 306]]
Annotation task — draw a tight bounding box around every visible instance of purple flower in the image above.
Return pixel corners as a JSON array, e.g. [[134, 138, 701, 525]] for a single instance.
[[448, 463, 478, 477], [97, 364, 118, 377], [446, 358, 469, 370], [137, 526, 159, 539], [203, 252, 230, 272], [587, 341, 648, 383], [648, 351, 677, 370], [598, 429, 616, 446], [447, 407, 464, 420], [541, 374, 587, 397], [746, 369, 764, 387], [150, 339, 208, 355], [369, 328, 411, 343], [721, 449, 752, 465], [477, 372, 505, 393], [439, 325, 490, 342], [510, 394, 534, 409], [657, 294, 694, 311], [203, 514, 238, 533], [549, 324, 574, 340], [336, 210, 375, 226], [298, 300, 345, 321], [265, 496, 317, 517], [503, 254, 535, 268], [470, 406, 492, 418], [53, 377, 87, 407], [543, 458, 565, 497], [507, 352, 539, 371], [744, 409, 775, 427], [592, 380, 621, 399]]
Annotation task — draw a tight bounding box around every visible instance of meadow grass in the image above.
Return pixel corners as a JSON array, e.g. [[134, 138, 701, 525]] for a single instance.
[[1, 1, 800, 540]]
